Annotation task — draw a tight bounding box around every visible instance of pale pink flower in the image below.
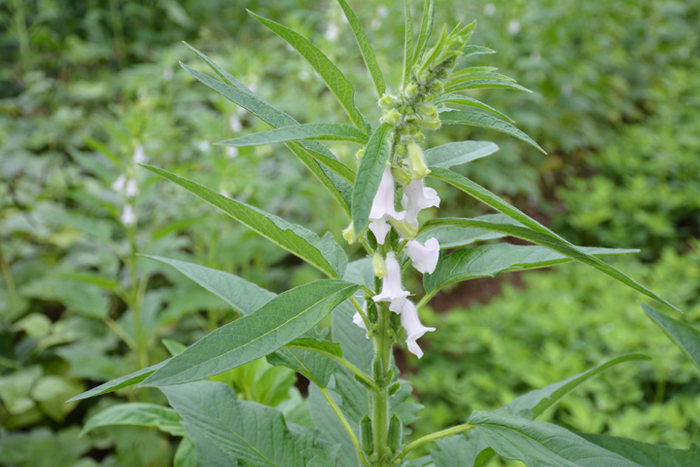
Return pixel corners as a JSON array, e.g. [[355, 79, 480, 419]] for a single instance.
[[369, 166, 405, 244], [373, 252, 409, 303], [120, 204, 136, 226], [111, 175, 126, 192], [405, 238, 440, 274], [401, 179, 440, 227], [125, 178, 138, 198], [133, 145, 146, 164], [390, 298, 435, 358]]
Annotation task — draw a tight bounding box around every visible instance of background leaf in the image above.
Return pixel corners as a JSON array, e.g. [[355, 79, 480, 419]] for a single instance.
[[440, 110, 545, 153], [217, 123, 369, 147], [424, 141, 499, 168], [80, 403, 184, 437]]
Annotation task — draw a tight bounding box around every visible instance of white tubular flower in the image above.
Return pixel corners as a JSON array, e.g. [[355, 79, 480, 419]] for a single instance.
[[112, 175, 126, 192], [226, 146, 239, 159], [352, 312, 370, 339], [373, 252, 409, 303], [229, 115, 242, 132], [389, 298, 435, 358], [401, 178, 440, 227], [133, 145, 146, 164], [369, 166, 405, 244], [404, 238, 440, 274], [125, 178, 138, 198], [120, 204, 136, 226]]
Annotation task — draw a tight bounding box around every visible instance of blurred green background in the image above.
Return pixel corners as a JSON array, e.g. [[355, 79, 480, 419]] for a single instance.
[[1, 0, 699, 465]]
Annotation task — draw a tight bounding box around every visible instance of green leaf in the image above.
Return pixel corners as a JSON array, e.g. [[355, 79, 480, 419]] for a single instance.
[[336, 0, 386, 97], [427, 167, 681, 312], [174, 437, 197, 467], [143, 165, 348, 278], [163, 339, 187, 357], [68, 360, 168, 402], [458, 45, 495, 60], [218, 123, 369, 147], [424, 141, 499, 168], [352, 123, 393, 234], [446, 72, 516, 88], [432, 435, 491, 467], [308, 383, 358, 467], [642, 303, 700, 371], [332, 308, 373, 375], [269, 337, 342, 387], [440, 110, 545, 154], [415, 213, 510, 248], [80, 403, 184, 437], [182, 421, 237, 467], [413, 0, 435, 65], [470, 410, 643, 467], [580, 433, 700, 467], [250, 11, 371, 132], [143, 255, 276, 315], [402, 0, 414, 88], [446, 79, 533, 93], [306, 454, 337, 467], [434, 93, 513, 122], [164, 381, 312, 467], [142, 280, 359, 387]]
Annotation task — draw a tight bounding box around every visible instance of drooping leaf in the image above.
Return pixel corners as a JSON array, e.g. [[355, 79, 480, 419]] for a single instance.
[[427, 167, 681, 312], [580, 433, 700, 467], [415, 213, 511, 248], [642, 303, 700, 371], [423, 141, 499, 168], [440, 110, 545, 153], [68, 359, 168, 402], [250, 12, 371, 132], [142, 280, 359, 387], [402, 0, 414, 88], [218, 123, 369, 147], [143, 165, 348, 278], [143, 255, 276, 315], [413, 0, 435, 65], [352, 123, 393, 234], [80, 403, 184, 437], [446, 79, 533, 93], [336, 0, 386, 97], [434, 93, 513, 121]]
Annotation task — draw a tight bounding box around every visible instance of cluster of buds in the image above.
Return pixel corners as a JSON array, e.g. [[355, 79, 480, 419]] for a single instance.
[[112, 145, 146, 227]]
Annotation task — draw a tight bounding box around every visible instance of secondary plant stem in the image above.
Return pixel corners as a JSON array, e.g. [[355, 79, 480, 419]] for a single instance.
[[318, 386, 366, 463], [397, 423, 475, 460]]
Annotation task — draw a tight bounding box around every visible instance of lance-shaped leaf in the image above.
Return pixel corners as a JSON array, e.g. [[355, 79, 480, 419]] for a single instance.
[[446, 72, 516, 88], [457, 45, 495, 62], [218, 123, 369, 147], [424, 243, 636, 296], [68, 359, 168, 402], [434, 94, 513, 122], [163, 381, 313, 467], [580, 433, 700, 467], [642, 303, 700, 371], [336, 0, 385, 97], [142, 280, 359, 387], [440, 110, 545, 154], [401, 0, 414, 88], [415, 213, 512, 248], [423, 141, 499, 168], [446, 79, 533, 93], [470, 410, 643, 467], [250, 11, 371, 132], [427, 167, 681, 312], [80, 403, 184, 437], [143, 255, 276, 316], [352, 123, 393, 234], [143, 165, 348, 279], [413, 0, 435, 65], [268, 337, 343, 387]]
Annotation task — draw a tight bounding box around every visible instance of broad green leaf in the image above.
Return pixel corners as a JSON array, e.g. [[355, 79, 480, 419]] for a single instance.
[[434, 93, 513, 122], [308, 383, 358, 467], [352, 123, 393, 234], [143, 165, 348, 278], [423, 141, 499, 168], [306, 455, 337, 467], [440, 110, 545, 154], [80, 403, 184, 437], [163, 339, 187, 356], [413, 0, 435, 65], [344, 258, 374, 290], [182, 421, 237, 466], [642, 303, 700, 371], [68, 359, 168, 402], [446, 79, 533, 93], [403, 456, 435, 467], [424, 243, 636, 295], [269, 337, 342, 387], [218, 123, 369, 147], [174, 437, 197, 467], [402, 0, 414, 88], [432, 435, 491, 467], [336, 0, 386, 97], [415, 213, 511, 248], [142, 280, 359, 386], [250, 12, 371, 132], [580, 433, 700, 467], [144, 255, 276, 315], [332, 308, 373, 375], [164, 381, 312, 467], [285, 337, 343, 358], [427, 167, 681, 312], [470, 410, 643, 467]]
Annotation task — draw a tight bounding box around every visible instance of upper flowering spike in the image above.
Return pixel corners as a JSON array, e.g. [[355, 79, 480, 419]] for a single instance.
[[373, 252, 409, 303], [401, 179, 440, 227], [404, 238, 440, 274], [369, 166, 406, 244], [389, 298, 435, 358]]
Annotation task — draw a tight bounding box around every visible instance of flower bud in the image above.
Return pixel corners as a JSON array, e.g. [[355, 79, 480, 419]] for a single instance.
[[403, 83, 418, 99], [381, 108, 403, 126], [389, 219, 419, 240], [355, 147, 365, 160], [407, 141, 431, 179], [361, 415, 374, 455], [387, 413, 402, 453], [342, 222, 356, 244], [372, 252, 387, 278], [378, 93, 402, 109], [391, 166, 412, 186]]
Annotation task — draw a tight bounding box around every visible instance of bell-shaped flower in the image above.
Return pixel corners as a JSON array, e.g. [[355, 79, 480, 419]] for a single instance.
[[125, 178, 138, 198], [373, 252, 409, 303], [404, 238, 440, 274], [133, 145, 146, 165], [407, 141, 431, 179], [112, 175, 126, 192], [389, 297, 435, 358], [401, 178, 440, 227], [120, 204, 136, 226], [369, 166, 405, 244]]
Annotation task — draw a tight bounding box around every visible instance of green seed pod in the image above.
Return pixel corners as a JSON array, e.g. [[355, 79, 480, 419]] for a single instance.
[[372, 356, 384, 382], [387, 413, 402, 453], [354, 374, 376, 391], [369, 453, 379, 463], [360, 415, 373, 455], [388, 381, 401, 396]]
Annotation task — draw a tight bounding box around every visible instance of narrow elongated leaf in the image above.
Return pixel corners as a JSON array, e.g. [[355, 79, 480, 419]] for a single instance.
[[440, 110, 545, 153], [470, 411, 643, 467], [163, 381, 313, 467], [434, 94, 513, 121], [143, 280, 359, 386], [413, 0, 435, 64], [457, 45, 495, 61], [447, 72, 516, 88], [427, 167, 680, 312], [143, 165, 348, 278], [269, 336, 343, 387], [352, 123, 393, 234], [446, 79, 533, 93], [144, 256, 275, 315], [68, 359, 168, 402], [250, 12, 371, 132], [336, 0, 385, 97], [424, 141, 499, 168], [402, 0, 414, 88], [218, 123, 369, 147], [580, 433, 700, 467], [80, 403, 184, 437], [424, 243, 636, 295], [415, 213, 514, 248], [642, 303, 700, 370]]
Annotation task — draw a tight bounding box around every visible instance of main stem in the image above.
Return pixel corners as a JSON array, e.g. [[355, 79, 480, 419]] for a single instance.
[[372, 302, 393, 465]]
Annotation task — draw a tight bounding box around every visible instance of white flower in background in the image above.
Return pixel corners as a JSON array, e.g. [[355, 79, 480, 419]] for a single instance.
[[508, 19, 521, 36], [370, 18, 381, 30], [484, 3, 496, 16], [377, 5, 389, 17], [299, 70, 310, 81], [229, 115, 242, 132], [248, 82, 258, 93], [197, 141, 211, 152], [133, 145, 146, 164], [120, 204, 136, 226], [404, 238, 440, 274], [401, 178, 440, 227], [325, 22, 339, 41], [373, 252, 409, 303], [369, 166, 406, 244], [390, 298, 435, 358], [226, 146, 239, 159], [163, 67, 174, 81], [125, 178, 138, 198], [112, 174, 126, 192]]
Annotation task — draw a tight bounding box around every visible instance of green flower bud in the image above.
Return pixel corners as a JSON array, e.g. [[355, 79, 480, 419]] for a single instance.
[[342, 222, 356, 244], [373, 252, 387, 278], [388, 381, 401, 396], [391, 166, 412, 186], [381, 108, 403, 126], [360, 415, 374, 455], [387, 413, 402, 453], [378, 93, 402, 109], [389, 219, 419, 240], [396, 143, 408, 156], [419, 116, 442, 131], [404, 83, 418, 98], [415, 102, 437, 118], [407, 141, 431, 179], [356, 147, 365, 160]]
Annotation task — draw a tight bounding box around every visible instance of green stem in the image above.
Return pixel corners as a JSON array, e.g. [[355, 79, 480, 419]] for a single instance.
[[0, 240, 18, 302], [319, 386, 367, 463], [127, 226, 147, 369], [109, 0, 125, 62], [350, 296, 372, 331], [416, 290, 436, 311], [397, 423, 475, 460], [372, 302, 393, 465], [11, 0, 30, 71]]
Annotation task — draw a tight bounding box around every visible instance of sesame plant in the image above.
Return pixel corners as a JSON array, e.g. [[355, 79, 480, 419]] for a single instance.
[[70, 1, 695, 466]]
